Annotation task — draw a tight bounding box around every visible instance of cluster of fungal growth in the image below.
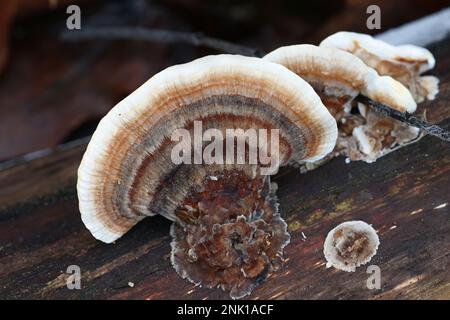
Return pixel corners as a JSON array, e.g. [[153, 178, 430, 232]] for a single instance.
[[171, 171, 289, 299], [264, 33, 438, 168], [321, 31, 439, 103], [320, 32, 439, 163], [323, 221, 380, 272], [320, 32, 438, 163], [77, 32, 438, 298]]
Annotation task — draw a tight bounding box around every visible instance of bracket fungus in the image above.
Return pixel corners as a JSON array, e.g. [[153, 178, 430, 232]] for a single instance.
[[264, 44, 420, 166], [323, 221, 379, 272], [77, 54, 337, 299], [320, 31, 439, 103]]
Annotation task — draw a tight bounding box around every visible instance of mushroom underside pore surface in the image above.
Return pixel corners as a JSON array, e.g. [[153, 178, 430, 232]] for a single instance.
[[77, 54, 337, 298], [171, 170, 289, 299]]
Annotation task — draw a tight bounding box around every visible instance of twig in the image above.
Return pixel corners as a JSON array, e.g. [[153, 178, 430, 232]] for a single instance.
[[357, 95, 450, 142], [61, 26, 264, 57], [61, 27, 449, 143]]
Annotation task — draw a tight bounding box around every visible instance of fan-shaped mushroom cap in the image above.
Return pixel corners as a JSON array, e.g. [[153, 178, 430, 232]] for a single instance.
[[320, 31, 439, 103], [324, 220, 379, 272], [77, 54, 337, 244], [263, 44, 416, 113], [78, 54, 338, 298], [264, 44, 420, 166]]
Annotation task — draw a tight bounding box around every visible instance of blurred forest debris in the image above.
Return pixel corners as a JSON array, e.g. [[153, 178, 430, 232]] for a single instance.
[[0, 0, 448, 161], [0, 0, 84, 73]]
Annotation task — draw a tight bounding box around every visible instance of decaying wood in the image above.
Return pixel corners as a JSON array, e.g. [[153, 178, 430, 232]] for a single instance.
[[0, 36, 449, 299]]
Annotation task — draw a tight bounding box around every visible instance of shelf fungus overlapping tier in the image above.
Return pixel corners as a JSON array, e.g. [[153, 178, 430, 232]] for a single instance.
[[320, 31, 439, 103], [77, 55, 337, 299], [264, 44, 420, 168]]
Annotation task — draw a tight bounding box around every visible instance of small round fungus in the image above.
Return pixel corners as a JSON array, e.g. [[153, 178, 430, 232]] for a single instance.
[[323, 220, 379, 272]]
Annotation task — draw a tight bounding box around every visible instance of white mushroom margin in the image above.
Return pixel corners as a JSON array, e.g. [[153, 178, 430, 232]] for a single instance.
[[324, 220, 380, 272]]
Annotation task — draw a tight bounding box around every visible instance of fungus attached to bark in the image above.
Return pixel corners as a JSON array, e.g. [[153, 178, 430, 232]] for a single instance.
[[323, 221, 379, 272], [263, 44, 419, 167], [320, 31, 439, 103], [77, 54, 337, 298]]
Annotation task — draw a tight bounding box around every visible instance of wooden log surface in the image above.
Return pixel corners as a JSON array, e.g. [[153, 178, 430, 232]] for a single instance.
[[0, 38, 449, 300]]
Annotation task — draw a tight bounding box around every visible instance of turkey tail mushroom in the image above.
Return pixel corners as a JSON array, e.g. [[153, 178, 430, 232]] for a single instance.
[[263, 44, 419, 167], [320, 31, 439, 103], [324, 220, 380, 272], [77, 54, 337, 299]]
